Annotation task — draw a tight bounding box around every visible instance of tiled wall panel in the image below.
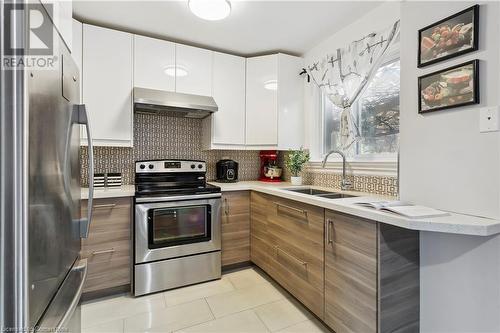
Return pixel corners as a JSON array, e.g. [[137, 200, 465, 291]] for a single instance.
[[80, 113, 397, 197], [80, 113, 260, 185]]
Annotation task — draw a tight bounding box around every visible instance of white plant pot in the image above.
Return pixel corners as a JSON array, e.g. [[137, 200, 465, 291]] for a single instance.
[[291, 176, 303, 186]]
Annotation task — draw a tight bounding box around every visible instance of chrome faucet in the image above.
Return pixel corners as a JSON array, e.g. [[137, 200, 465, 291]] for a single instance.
[[322, 150, 353, 190]]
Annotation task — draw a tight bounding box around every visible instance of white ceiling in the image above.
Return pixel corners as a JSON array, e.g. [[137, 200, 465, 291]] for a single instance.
[[73, 1, 382, 57]]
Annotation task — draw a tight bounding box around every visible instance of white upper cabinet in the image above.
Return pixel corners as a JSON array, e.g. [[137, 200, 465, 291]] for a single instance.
[[203, 52, 246, 149], [134, 35, 176, 92], [245, 53, 304, 149], [175, 44, 213, 96], [277, 54, 304, 150], [72, 19, 82, 103], [246, 55, 278, 146], [82, 24, 134, 147]]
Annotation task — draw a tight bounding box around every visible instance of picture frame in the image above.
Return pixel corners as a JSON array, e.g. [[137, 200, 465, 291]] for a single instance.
[[418, 59, 479, 114], [418, 5, 479, 68]]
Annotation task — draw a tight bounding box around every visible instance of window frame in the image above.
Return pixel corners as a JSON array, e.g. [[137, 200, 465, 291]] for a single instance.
[[314, 46, 400, 174]]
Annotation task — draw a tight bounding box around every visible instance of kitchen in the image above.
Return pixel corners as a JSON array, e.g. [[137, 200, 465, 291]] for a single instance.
[[2, 1, 500, 333]]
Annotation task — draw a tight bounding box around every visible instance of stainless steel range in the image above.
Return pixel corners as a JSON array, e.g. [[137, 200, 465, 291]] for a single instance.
[[133, 159, 222, 296]]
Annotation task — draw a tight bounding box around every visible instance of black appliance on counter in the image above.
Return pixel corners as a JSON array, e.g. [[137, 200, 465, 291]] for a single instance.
[[216, 159, 239, 183]]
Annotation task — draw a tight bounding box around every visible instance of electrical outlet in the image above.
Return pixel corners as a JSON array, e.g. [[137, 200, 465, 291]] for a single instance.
[[480, 107, 500, 133]]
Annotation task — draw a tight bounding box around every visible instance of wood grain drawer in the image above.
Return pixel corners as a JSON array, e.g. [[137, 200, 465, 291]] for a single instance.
[[81, 197, 132, 294], [267, 197, 324, 289], [81, 240, 130, 293], [250, 193, 325, 318], [221, 191, 250, 266]]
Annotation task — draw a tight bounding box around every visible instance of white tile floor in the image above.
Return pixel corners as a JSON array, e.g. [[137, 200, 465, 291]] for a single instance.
[[82, 267, 331, 333]]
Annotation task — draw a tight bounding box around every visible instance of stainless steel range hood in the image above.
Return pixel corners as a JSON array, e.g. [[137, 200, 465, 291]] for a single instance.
[[133, 87, 218, 119]]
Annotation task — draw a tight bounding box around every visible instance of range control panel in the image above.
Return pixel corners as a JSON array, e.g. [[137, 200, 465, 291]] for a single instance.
[[135, 160, 206, 173]]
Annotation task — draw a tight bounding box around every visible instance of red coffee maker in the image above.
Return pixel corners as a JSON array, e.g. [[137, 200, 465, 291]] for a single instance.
[[259, 150, 282, 182]]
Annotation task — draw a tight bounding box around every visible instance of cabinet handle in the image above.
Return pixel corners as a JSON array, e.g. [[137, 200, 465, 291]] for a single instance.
[[224, 197, 229, 216], [327, 219, 334, 244], [91, 248, 115, 256], [274, 202, 308, 220], [93, 203, 116, 210], [275, 245, 307, 268]]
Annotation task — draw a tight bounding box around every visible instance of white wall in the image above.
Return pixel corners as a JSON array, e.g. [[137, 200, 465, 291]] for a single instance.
[[399, 1, 500, 220], [303, 2, 401, 160], [302, 3, 500, 331], [420, 232, 500, 333], [399, 2, 500, 332]]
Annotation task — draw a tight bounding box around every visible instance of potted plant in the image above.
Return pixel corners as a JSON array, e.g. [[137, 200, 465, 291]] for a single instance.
[[285, 148, 310, 185]]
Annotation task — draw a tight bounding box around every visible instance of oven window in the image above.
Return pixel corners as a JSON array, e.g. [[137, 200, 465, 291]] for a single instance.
[[148, 205, 211, 248]]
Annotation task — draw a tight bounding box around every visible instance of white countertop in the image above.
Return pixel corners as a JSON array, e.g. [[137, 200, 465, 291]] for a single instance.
[[81, 181, 500, 236], [209, 181, 500, 237], [81, 185, 135, 199]]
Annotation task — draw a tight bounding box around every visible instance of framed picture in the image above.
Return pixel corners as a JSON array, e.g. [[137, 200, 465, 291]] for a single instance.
[[419, 59, 479, 113], [418, 5, 479, 67]]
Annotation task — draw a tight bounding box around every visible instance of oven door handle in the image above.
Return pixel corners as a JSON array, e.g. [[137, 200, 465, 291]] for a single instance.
[[135, 193, 222, 203]]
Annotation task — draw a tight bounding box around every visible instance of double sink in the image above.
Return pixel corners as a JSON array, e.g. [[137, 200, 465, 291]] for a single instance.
[[283, 187, 356, 199]]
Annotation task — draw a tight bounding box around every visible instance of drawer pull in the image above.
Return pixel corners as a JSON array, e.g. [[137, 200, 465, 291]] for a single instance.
[[274, 202, 308, 219], [92, 248, 115, 256], [327, 219, 334, 244], [93, 204, 116, 210], [224, 197, 229, 216], [275, 245, 307, 268]]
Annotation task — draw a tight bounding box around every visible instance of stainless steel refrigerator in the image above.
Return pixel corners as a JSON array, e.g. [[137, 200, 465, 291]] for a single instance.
[[0, 1, 94, 331]]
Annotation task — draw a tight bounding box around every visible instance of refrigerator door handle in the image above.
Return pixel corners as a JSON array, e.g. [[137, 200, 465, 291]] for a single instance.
[[73, 104, 94, 238], [36, 259, 88, 332], [55, 260, 88, 331]]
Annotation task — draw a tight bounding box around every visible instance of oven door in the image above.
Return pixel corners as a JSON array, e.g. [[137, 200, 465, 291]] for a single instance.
[[135, 193, 221, 264]]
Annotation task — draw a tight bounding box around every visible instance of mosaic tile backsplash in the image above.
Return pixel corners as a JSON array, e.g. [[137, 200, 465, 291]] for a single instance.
[[80, 113, 260, 186], [80, 113, 398, 197], [302, 169, 398, 197]]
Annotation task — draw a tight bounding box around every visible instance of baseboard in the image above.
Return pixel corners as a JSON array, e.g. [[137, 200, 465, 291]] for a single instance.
[[81, 284, 131, 303], [222, 261, 253, 272]]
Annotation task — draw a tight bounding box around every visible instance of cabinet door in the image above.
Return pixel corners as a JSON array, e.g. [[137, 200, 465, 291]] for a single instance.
[[134, 35, 175, 92], [221, 191, 250, 266], [72, 19, 82, 104], [176, 44, 212, 96], [250, 192, 275, 272], [83, 24, 133, 147], [81, 198, 132, 294], [246, 55, 278, 145], [277, 54, 304, 150], [211, 52, 246, 145], [324, 210, 377, 333]]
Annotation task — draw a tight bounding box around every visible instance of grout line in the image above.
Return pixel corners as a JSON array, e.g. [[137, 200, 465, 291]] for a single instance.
[[209, 291, 286, 321], [120, 318, 125, 333], [271, 318, 309, 332], [161, 291, 168, 308], [252, 308, 272, 333], [204, 298, 216, 321]]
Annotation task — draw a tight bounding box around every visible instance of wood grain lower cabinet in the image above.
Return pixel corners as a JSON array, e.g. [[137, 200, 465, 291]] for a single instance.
[[221, 191, 250, 266], [325, 211, 377, 333], [325, 210, 420, 333], [81, 197, 132, 295], [250, 192, 325, 318]]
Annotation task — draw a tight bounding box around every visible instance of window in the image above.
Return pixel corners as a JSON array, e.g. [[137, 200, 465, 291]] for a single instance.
[[322, 58, 400, 160]]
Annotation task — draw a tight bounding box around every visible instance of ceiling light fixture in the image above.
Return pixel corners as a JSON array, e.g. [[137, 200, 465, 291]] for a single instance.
[[164, 65, 188, 77], [188, 0, 231, 21], [264, 80, 278, 91]]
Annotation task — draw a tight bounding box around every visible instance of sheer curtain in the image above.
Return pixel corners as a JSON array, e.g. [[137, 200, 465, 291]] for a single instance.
[[306, 20, 400, 150]]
